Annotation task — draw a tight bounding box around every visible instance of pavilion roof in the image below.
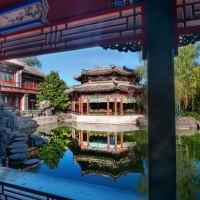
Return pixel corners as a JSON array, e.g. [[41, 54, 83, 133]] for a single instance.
[[74, 65, 136, 81], [65, 80, 142, 94]]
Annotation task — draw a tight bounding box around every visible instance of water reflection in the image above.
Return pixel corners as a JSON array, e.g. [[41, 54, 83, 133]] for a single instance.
[[37, 125, 148, 194], [28, 124, 200, 199]]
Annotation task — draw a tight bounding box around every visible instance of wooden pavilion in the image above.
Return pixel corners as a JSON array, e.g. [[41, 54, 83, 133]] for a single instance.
[[65, 65, 143, 117]]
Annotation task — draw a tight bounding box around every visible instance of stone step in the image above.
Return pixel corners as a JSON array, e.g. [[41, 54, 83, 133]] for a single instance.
[[7, 144, 28, 149]]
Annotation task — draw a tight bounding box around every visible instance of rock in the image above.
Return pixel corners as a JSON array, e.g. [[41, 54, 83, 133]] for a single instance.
[[136, 116, 148, 127], [10, 142, 27, 146], [23, 159, 39, 166], [14, 137, 28, 142], [136, 115, 200, 130], [10, 148, 27, 154], [176, 116, 200, 130], [7, 144, 28, 149], [57, 113, 72, 123], [14, 133, 28, 138], [30, 135, 49, 147], [3, 110, 17, 130], [9, 153, 27, 164], [39, 100, 54, 116]]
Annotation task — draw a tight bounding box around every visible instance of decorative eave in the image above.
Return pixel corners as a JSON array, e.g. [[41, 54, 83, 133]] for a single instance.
[[65, 81, 143, 94], [74, 65, 136, 82]]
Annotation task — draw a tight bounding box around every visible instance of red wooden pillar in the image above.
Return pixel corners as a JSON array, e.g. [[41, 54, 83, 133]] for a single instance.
[[114, 94, 117, 116], [120, 95, 123, 116], [107, 95, 110, 115], [114, 132, 118, 154], [72, 129, 76, 139], [86, 95, 89, 115], [120, 132, 124, 152], [107, 132, 110, 152]]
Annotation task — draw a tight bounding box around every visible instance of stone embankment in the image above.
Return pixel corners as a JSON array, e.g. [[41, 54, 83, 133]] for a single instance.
[[136, 115, 200, 130]]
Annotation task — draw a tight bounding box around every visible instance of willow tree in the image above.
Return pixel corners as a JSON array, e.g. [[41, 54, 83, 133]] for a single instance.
[[174, 44, 200, 112]]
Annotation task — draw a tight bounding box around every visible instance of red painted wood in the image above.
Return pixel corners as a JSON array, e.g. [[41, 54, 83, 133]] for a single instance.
[[0, 3, 146, 59]]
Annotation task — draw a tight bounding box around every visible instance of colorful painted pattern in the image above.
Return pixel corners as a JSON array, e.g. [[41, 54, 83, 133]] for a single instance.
[[0, 0, 48, 34]]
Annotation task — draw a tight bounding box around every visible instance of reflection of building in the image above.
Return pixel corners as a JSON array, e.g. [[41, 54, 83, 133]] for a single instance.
[[69, 128, 145, 180], [0, 60, 45, 110], [65, 66, 143, 124]]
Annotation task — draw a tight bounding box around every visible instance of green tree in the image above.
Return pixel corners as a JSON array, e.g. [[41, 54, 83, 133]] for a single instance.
[[36, 71, 70, 112], [174, 44, 200, 112], [18, 56, 42, 69]]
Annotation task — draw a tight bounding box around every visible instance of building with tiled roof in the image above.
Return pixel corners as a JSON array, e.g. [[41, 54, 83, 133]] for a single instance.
[[0, 59, 45, 110], [65, 65, 143, 124]]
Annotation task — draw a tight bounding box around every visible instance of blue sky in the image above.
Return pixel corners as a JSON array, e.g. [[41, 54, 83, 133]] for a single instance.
[[39, 47, 140, 87]]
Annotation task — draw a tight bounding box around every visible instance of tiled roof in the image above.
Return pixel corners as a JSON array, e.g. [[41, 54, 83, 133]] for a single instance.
[[74, 65, 136, 81], [6, 59, 45, 77], [65, 81, 142, 94]]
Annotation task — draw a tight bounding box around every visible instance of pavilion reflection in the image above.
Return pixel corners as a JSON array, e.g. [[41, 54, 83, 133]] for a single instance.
[[69, 127, 147, 181]]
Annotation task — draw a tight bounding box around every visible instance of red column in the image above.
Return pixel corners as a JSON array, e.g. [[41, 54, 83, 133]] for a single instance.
[[114, 94, 117, 116], [120, 132, 124, 152], [107, 95, 110, 115], [120, 95, 123, 116], [72, 129, 76, 139], [87, 96, 89, 115]]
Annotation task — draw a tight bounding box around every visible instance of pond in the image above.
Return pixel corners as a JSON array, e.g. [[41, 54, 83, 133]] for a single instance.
[[9, 124, 200, 199]]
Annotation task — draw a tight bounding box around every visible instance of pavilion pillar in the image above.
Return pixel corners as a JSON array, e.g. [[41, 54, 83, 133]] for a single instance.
[[79, 96, 83, 115], [114, 94, 117, 116], [114, 132, 117, 154], [107, 132, 110, 152], [146, 1, 176, 200], [120, 132, 124, 152], [107, 95, 110, 115], [72, 129, 76, 139], [120, 95, 123, 116], [86, 95, 90, 115]]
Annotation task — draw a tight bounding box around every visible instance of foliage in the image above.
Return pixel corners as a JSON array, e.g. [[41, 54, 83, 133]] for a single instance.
[[137, 135, 200, 200], [176, 135, 200, 200], [36, 71, 70, 112], [184, 112, 200, 121], [18, 56, 42, 69], [174, 44, 200, 112], [38, 126, 71, 169]]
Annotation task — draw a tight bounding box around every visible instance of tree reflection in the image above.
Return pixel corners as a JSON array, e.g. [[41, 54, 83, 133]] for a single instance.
[[38, 126, 71, 169], [137, 134, 200, 200]]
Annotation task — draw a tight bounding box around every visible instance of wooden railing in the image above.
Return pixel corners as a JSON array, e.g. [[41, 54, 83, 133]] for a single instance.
[[0, 80, 39, 90], [0, 181, 71, 200]]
